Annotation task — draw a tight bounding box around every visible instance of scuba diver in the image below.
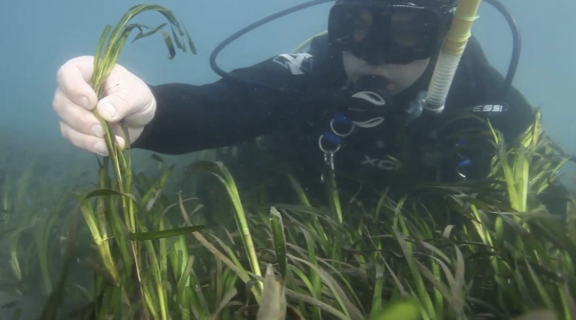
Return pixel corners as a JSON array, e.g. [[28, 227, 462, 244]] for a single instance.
[[51, 0, 535, 196]]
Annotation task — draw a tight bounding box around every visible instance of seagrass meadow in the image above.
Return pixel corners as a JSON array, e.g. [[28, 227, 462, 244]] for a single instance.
[[1, 4, 576, 320]]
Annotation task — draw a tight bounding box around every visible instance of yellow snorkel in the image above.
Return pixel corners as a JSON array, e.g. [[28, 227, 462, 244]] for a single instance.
[[425, 0, 483, 113]]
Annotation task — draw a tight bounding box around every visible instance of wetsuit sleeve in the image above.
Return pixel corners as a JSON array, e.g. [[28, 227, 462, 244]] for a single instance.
[[132, 55, 313, 155], [466, 36, 535, 141]]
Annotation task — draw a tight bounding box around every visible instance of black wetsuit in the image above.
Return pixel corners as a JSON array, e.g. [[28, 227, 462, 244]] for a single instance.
[[133, 34, 535, 191]]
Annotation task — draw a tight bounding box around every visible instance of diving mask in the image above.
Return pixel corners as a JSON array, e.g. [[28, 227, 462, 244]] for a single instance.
[[328, 0, 456, 65]]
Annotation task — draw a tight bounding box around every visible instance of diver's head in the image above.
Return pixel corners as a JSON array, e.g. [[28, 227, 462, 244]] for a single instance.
[[329, 0, 458, 94]]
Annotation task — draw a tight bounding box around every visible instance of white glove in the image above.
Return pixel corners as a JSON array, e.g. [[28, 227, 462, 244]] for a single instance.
[[52, 56, 156, 156]]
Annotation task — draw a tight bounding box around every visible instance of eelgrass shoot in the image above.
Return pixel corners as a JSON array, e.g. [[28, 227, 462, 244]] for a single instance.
[[78, 4, 199, 319]]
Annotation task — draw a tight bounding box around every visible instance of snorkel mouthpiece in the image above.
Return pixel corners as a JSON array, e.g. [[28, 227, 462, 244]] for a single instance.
[[425, 0, 483, 113]]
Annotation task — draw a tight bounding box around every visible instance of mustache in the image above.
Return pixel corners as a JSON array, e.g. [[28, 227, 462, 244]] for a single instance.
[[352, 66, 395, 84]]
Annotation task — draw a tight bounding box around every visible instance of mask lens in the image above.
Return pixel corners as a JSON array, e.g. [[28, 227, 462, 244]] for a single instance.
[[389, 8, 438, 52], [352, 8, 373, 42], [329, 4, 443, 64], [329, 5, 373, 47]]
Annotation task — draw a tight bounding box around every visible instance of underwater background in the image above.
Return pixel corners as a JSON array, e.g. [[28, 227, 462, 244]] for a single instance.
[[1, 0, 575, 319]]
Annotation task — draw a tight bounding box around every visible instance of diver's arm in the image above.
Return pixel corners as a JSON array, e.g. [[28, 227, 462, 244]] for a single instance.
[[132, 58, 310, 155]]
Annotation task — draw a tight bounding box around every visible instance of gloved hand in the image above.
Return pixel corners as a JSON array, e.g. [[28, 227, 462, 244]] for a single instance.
[[52, 56, 156, 156]]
